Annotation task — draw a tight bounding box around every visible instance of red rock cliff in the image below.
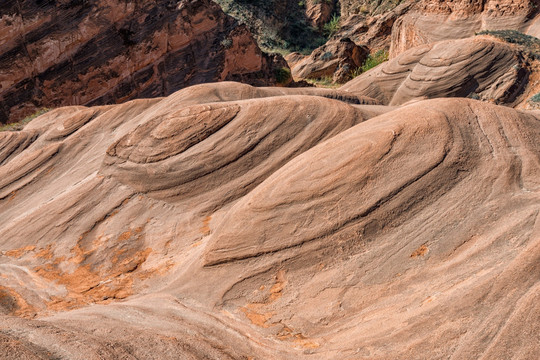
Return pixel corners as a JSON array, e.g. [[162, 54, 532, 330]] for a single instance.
[[0, 0, 287, 124]]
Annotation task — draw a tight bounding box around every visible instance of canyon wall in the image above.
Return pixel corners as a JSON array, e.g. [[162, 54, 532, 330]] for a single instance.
[[0, 0, 286, 124]]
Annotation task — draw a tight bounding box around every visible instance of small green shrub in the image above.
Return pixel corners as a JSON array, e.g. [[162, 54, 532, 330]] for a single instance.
[[306, 76, 339, 88], [321, 51, 333, 60], [0, 108, 51, 132], [350, 66, 363, 78], [349, 50, 390, 78], [274, 67, 292, 84], [468, 92, 481, 100], [323, 15, 340, 37], [361, 49, 389, 72], [220, 38, 233, 49], [529, 92, 540, 103]]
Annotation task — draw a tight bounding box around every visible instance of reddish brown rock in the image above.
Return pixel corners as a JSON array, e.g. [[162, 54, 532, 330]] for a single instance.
[[304, 0, 335, 29], [0, 0, 287, 124], [528, 12, 540, 37], [291, 37, 369, 82], [285, 51, 307, 69], [339, 0, 410, 18], [337, 1, 414, 52]]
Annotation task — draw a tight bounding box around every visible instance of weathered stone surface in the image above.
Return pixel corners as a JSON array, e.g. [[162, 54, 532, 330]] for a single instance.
[[290, 37, 369, 82], [391, 0, 539, 56], [0, 81, 539, 358], [342, 37, 530, 106], [305, 0, 335, 29], [0, 0, 286, 124], [337, 1, 414, 51]]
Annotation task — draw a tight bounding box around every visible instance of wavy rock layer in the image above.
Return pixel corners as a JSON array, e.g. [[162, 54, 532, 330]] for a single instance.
[[341, 37, 530, 106], [0, 0, 285, 124], [0, 81, 539, 359], [391, 0, 539, 56]]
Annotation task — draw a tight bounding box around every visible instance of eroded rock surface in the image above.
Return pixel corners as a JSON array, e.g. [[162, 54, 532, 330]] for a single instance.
[[391, 0, 539, 56], [336, 1, 414, 52], [305, 0, 335, 29], [0, 80, 539, 359], [290, 37, 369, 82], [341, 37, 530, 106], [0, 0, 286, 124]]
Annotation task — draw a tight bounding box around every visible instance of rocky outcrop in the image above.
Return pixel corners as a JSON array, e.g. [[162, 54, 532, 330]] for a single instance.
[[290, 37, 369, 82], [336, 2, 412, 52], [214, 0, 328, 54], [339, 0, 409, 18], [0, 0, 287, 124], [342, 37, 530, 106], [528, 12, 540, 38], [305, 0, 335, 29], [391, 0, 539, 57], [1, 81, 539, 358], [315, 0, 413, 53]]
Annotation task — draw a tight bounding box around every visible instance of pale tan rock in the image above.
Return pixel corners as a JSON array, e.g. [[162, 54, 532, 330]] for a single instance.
[[391, 0, 539, 57], [342, 37, 530, 106], [0, 81, 539, 359]]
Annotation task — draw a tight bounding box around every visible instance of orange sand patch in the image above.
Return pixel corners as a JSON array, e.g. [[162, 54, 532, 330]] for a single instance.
[[5, 245, 36, 258], [240, 270, 319, 348], [33, 241, 152, 313], [0, 285, 36, 318], [241, 303, 275, 328], [199, 215, 212, 235], [269, 270, 286, 302], [278, 326, 320, 348], [137, 259, 175, 280], [191, 240, 202, 248], [34, 245, 54, 259], [411, 244, 429, 258], [118, 230, 132, 241], [7, 190, 17, 202]]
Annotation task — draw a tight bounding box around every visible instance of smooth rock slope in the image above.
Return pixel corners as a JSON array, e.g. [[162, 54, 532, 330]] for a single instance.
[[342, 37, 530, 106], [0, 81, 539, 359]]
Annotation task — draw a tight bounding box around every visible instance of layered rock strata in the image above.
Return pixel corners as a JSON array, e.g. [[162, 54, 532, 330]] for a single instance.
[[0, 81, 539, 359], [342, 37, 530, 106], [391, 0, 540, 56], [0, 0, 287, 124]]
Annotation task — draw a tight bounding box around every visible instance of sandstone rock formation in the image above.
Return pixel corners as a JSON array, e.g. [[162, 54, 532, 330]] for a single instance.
[[286, 1, 413, 83], [336, 0, 414, 51], [391, 0, 540, 57], [339, 0, 409, 18], [290, 37, 369, 82], [304, 0, 335, 29], [1, 80, 539, 359], [0, 0, 287, 124], [341, 37, 530, 106], [529, 12, 540, 38]]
